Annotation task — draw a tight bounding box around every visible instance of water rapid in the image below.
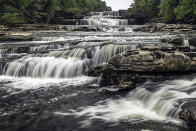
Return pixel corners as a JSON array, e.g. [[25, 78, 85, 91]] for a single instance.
[[0, 11, 192, 131], [58, 78, 196, 127]]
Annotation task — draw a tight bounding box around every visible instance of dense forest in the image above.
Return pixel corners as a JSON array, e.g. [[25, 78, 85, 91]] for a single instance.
[[127, 0, 196, 24], [0, 0, 111, 25]]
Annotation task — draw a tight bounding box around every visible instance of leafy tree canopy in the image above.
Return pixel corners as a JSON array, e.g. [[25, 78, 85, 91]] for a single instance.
[[0, 0, 111, 25], [127, 0, 196, 24]]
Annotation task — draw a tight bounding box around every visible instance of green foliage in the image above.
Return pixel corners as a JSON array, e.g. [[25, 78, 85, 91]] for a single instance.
[[0, 4, 26, 25], [128, 0, 196, 24], [174, 0, 196, 23], [128, 0, 161, 17], [159, 0, 179, 23], [0, 0, 111, 25]]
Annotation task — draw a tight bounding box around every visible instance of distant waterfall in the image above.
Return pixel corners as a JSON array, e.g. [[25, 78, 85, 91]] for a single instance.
[[102, 11, 120, 17], [77, 11, 128, 26], [89, 11, 120, 17], [78, 19, 128, 26]]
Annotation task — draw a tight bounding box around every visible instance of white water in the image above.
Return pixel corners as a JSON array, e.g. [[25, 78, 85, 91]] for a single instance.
[[3, 43, 134, 78], [30, 44, 64, 53], [89, 11, 120, 17], [183, 39, 189, 47], [77, 11, 129, 28], [0, 48, 18, 56], [56, 77, 196, 126], [78, 18, 128, 26], [46, 48, 87, 59], [3, 57, 90, 78], [93, 44, 134, 65], [33, 37, 66, 42], [0, 75, 97, 90]]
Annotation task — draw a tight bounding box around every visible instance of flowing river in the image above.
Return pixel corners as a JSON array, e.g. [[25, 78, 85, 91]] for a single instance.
[[0, 11, 192, 131]]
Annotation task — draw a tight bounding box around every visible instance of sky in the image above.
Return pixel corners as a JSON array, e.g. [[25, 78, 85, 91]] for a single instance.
[[102, 0, 133, 11]]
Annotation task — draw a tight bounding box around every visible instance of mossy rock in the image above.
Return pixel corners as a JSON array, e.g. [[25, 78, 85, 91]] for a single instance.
[[0, 35, 34, 42]]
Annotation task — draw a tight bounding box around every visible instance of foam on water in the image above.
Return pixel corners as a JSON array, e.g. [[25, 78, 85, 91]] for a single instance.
[[55, 77, 196, 126], [33, 37, 66, 42], [0, 75, 96, 90]]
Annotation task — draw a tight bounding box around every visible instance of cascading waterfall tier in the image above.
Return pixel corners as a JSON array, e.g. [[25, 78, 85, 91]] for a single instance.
[[89, 11, 120, 17], [93, 44, 135, 65], [77, 11, 128, 26], [3, 57, 91, 78], [3, 44, 135, 78], [0, 48, 18, 56], [57, 78, 196, 126], [30, 44, 64, 53]]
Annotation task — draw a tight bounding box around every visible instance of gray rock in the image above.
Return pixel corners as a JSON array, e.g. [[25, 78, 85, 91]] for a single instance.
[[179, 100, 196, 130], [86, 49, 196, 89], [0, 33, 34, 42]]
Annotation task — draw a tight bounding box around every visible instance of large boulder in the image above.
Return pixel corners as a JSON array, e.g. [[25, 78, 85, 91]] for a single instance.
[[86, 49, 196, 89], [189, 38, 196, 46], [179, 100, 196, 130]]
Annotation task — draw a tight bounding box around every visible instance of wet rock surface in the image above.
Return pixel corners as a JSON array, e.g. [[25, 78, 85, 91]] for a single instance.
[[86, 48, 196, 89], [179, 100, 196, 130], [134, 23, 196, 33], [0, 32, 34, 42], [0, 80, 187, 131]]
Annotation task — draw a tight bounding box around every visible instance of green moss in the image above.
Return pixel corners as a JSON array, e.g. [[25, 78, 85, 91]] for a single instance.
[[119, 75, 133, 88], [17, 47, 30, 53], [160, 57, 190, 71]]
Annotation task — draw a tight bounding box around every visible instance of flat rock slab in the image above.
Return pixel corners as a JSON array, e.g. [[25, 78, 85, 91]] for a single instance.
[[86, 49, 196, 89]]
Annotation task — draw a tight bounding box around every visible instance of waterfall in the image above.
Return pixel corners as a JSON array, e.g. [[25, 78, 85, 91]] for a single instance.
[[0, 48, 18, 56], [78, 19, 128, 26], [2, 44, 135, 78], [33, 37, 66, 42], [3, 57, 91, 78], [0, 10, 193, 131], [78, 18, 128, 26], [30, 44, 64, 53], [58, 78, 196, 126], [89, 11, 120, 17], [183, 39, 189, 47], [93, 44, 134, 65], [77, 11, 128, 27], [45, 48, 88, 59], [102, 11, 120, 17]]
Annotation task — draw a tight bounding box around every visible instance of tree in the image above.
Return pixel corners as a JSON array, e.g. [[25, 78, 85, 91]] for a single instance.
[[174, 0, 196, 23], [0, 0, 111, 25], [159, 0, 180, 23], [127, 0, 160, 17], [0, 0, 27, 25]]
